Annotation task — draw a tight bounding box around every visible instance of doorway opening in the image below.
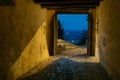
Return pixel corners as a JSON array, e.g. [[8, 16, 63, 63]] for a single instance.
[[56, 13, 89, 56]]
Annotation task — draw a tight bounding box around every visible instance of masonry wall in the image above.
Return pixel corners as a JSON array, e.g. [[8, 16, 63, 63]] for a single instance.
[[97, 0, 120, 79], [0, 0, 51, 80]]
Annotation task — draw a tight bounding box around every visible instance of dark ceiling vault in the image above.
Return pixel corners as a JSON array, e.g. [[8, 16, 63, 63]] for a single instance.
[[34, 0, 103, 10], [0, 0, 15, 6]]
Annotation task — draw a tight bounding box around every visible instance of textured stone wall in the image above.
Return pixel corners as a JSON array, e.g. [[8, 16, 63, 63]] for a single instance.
[[0, 0, 50, 80], [97, 0, 120, 79]]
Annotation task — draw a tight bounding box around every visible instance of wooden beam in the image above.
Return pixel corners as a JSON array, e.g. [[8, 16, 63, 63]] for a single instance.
[[47, 7, 93, 10], [34, 0, 103, 10], [38, 0, 100, 9], [34, 0, 102, 4], [55, 9, 89, 14], [41, 5, 96, 9], [41, 2, 99, 6]]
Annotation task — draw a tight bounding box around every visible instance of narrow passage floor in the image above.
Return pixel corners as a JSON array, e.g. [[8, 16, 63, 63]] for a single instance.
[[19, 48, 111, 80]]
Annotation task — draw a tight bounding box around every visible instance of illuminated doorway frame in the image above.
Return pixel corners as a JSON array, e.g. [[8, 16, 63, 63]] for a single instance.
[[52, 10, 96, 56]]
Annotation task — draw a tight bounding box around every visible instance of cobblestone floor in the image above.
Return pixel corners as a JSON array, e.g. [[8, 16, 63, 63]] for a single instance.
[[19, 48, 111, 80]]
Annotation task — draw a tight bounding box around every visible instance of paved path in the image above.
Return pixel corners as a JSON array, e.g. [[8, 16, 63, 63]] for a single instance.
[[19, 48, 111, 80]]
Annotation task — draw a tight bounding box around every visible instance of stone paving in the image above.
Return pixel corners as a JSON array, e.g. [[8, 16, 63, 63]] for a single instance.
[[19, 48, 111, 80]]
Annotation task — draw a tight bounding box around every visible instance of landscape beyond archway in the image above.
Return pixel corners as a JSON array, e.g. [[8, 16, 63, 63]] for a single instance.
[[56, 14, 88, 57]]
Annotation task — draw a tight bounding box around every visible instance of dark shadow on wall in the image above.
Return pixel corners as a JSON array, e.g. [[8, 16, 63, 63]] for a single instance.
[[0, 0, 49, 79], [0, 19, 45, 79], [2, 21, 44, 58], [46, 11, 54, 56], [18, 58, 111, 80], [0, 0, 15, 6]]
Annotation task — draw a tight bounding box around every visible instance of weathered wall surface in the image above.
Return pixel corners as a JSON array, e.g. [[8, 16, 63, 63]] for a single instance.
[[97, 0, 120, 79], [89, 9, 96, 56], [46, 10, 55, 56], [0, 0, 50, 80]]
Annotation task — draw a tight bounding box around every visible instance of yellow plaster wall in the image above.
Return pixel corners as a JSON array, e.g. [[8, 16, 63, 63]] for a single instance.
[[98, 0, 120, 79], [0, 0, 50, 80]]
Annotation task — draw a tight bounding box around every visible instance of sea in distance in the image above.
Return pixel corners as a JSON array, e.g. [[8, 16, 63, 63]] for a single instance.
[[63, 30, 84, 44]]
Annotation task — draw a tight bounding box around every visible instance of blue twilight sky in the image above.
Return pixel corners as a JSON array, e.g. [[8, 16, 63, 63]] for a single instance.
[[57, 14, 88, 31]]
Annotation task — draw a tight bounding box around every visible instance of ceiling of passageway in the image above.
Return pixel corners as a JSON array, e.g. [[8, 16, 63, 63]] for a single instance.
[[34, 0, 103, 10], [0, 0, 14, 6]]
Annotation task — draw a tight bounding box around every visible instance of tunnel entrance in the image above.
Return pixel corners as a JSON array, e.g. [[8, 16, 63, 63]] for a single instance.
[[52, 10, 96, 56], [56, 13, 89, 56]]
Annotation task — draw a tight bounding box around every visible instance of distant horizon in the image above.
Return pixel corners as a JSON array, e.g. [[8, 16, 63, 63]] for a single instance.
[[64, 29, 87, 31]]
